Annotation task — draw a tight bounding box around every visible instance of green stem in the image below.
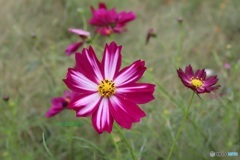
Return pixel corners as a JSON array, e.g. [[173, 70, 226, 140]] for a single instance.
[[114, 123, 136, 160], [111, 132, 122, 160], [167, 91, 195, 160]]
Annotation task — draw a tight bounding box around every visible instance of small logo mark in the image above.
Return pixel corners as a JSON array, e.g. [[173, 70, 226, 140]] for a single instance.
[[228, 152, 238, 156]]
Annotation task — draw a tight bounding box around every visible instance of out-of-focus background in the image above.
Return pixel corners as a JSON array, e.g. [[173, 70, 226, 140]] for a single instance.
[[1, 0, 239, 159]]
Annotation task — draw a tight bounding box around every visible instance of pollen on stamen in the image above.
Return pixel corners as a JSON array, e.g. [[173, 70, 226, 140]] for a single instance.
[[98, 80, 116, 98], [190, 77, 203, 88]]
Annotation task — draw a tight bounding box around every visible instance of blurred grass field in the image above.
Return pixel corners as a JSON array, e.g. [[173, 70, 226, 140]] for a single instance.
[[1, 0, 240, 159]]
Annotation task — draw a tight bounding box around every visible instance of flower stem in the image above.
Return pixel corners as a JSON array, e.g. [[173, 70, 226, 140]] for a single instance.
[[167, 91, 195, 160], [114, 123, 137, 160], [110, 132, 122, 160]]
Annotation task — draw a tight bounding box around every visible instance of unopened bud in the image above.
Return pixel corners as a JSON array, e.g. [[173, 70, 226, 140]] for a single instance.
[[3, 96, 9, 102]]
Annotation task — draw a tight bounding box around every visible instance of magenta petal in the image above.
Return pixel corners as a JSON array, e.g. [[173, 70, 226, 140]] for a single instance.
[[102, 42, 122, 80], [92, 98, 113, 134], [117, 11, 136, 25], [195, 88, 206, 94], [89, 9, 117, 26], [194, 69, 205, 78], [185, 65, 194, 79], [117, 83, 155, 93], [68, 28, 90, 37], [45, 98, 64, 117], [109, 95, 146, 129], [114, 60, 146, 86], [99, 2, 107, 9], [69, 93, 101, 117], [65, 42, 83, 56], [117, 92, 154, 104], [63, 68, 98, 93], [203, 76, 218, 87], [205, 85, 220, 92], [116, 83, 155, 104], [177, 68, 191, 84], [75, 47, 103, 83]]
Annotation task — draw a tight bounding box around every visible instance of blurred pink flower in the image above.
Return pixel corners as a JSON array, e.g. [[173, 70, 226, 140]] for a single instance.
[[45, 91, 76, 117], [224, 62, 231, 70], [63, 41, 155, 133], [89, 2, 136, 36], [2, 95, 9, 102], [65, 28, 90, 56]]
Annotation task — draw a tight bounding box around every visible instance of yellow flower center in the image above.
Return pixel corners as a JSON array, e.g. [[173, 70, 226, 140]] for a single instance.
[[62, 97, 70, 107], [65, 97, 70, 103], [191, 78, 203, 88], [98, 80, 116, 98]]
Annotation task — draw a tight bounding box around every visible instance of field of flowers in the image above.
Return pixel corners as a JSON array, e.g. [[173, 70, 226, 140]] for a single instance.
[[1, 0, 240, 160]]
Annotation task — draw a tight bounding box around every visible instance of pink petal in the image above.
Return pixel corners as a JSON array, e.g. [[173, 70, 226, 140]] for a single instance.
[[117, 83, 155, 94], [205, 85, 220, 92], [117, 11, 136, 25], [92, 98, 113, 133], [68, 28, 90, 37], [89, 8, 117, 26], [114, 60, 146, 86], [99, 2, 107, 9], [109, 95, 146, 129], [69, 93, 101, 117], [65, 42, 83, 56], [116, 83, 155, 104], [75, 47, 103, 83], [102, 42, 122, 80], [63, 68, 98, 93], [194, 69, 205, 78], [185, 65, 194, 79], [177, 68, 191, 84], [45, 98, 64, 117], [116, 91, 154, 104], [203, 76, 218, 87], [195, 88, 207, 94]]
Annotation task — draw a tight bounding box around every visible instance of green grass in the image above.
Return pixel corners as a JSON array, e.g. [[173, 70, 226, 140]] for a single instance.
[[1, 0, 240, 159]]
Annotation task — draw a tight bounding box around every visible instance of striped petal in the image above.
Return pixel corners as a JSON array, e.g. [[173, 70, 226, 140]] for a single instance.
[[102, 42, 122, 80], [69, 93, 101, 117], [63, 68, 98, 93], [117, 83, 155, 94], [92, 98, 113, 133], [109, 95, 146, 129], [68, 28, 90, 37], [114, 60, 146, 86], [75, 47, 103, 83]]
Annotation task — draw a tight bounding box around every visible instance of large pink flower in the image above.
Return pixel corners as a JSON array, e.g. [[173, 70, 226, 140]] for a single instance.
[[45, 90, 76, 117], [89, 2, 136, 36], [63, 41, 155, 133]]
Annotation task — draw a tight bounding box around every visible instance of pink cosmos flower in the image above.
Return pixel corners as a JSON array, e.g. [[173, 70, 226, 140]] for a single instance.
[[224, 62, 231, 70], [45, 90, 76, 117], [89, 2, 136, 36], [177, 65, 220, 94], [65, 28, 90, 56], [63, 41, 155, 133]]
